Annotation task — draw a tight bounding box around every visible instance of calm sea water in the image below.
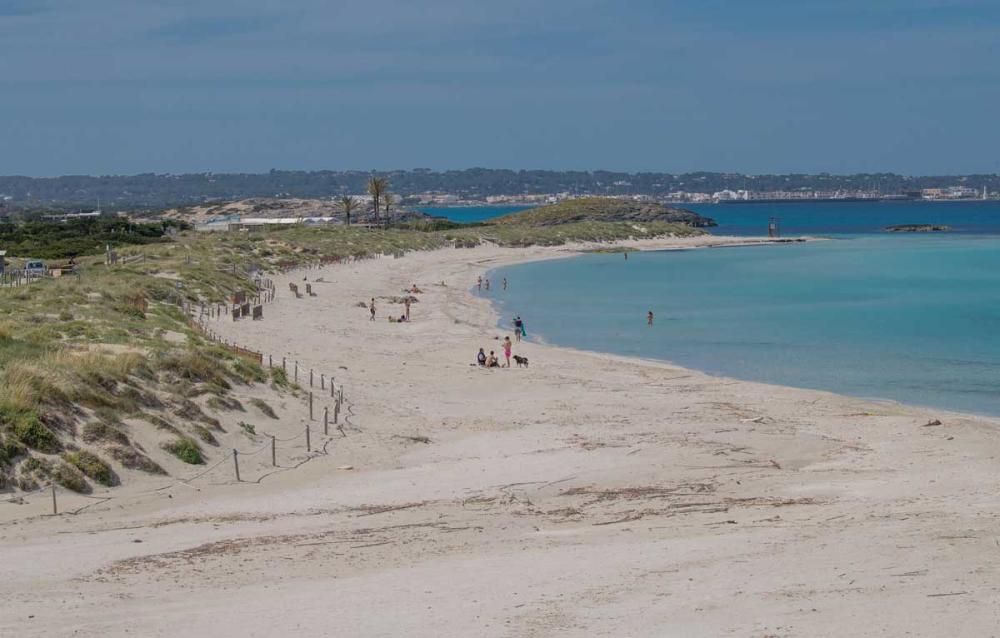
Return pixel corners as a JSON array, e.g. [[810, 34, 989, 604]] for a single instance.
[[416, 205, 536, 224], [688, 200, 1000, 236], [488, 226, 1000, 417]]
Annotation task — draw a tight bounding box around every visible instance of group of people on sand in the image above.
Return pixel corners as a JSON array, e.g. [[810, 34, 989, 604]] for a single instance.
[[477, 276, 508, 293], [476, 314, 528, 368], [477, 335, 515, 369]]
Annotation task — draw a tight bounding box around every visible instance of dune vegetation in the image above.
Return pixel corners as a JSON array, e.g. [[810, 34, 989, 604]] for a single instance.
[[0, 204, 708, 492]]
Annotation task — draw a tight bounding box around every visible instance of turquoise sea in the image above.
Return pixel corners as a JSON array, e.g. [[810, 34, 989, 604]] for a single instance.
[[416, 205, 536, 224], [486, 201, 1000, 417]]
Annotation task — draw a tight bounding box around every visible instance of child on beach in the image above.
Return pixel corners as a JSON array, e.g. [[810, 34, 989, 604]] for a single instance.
[[503, 336, 512, 367]]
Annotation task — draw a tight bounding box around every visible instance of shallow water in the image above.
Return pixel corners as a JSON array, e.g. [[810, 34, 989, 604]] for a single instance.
[[488, 234, 1000, 416], [416, 205, 535, 224]]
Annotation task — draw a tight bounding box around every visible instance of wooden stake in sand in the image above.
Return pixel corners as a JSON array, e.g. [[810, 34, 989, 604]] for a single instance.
[[51, 485, 57, 515], [233, 449, 241, 482], [271, 436, 276, 467], [324, 406, 329, 435]]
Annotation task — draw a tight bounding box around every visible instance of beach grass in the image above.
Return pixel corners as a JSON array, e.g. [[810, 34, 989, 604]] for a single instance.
[[0, 214, 705, 490]]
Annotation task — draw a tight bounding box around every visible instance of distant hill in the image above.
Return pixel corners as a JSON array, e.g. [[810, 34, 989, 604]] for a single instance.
[[489, 198, 716, 227], [1, 169, 999, 210]]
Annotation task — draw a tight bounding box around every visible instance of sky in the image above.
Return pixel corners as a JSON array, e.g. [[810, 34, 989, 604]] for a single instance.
[[1, 0, 999, 176]]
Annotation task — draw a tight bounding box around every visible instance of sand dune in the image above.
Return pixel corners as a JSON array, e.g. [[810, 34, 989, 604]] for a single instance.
[[3, 235, 999, 637]]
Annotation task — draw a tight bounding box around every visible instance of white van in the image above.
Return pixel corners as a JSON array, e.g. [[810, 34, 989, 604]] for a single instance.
[[24, 260, 45, 277]]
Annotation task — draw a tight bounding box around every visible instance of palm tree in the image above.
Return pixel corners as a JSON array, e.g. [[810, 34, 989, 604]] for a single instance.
[[339, 195, 357, 226], [367, 176, 387, 226], [383, 193, 395, 224]]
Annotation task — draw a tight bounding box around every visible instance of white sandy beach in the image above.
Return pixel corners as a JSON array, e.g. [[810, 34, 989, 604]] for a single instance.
[[4, 235, 1000, 637]]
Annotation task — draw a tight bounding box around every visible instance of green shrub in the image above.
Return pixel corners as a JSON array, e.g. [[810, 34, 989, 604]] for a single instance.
[[63, 450, 117, 487], [231, 358, 266, 384], [81, 421, 130, 446], [271, 367, 289, 388], [52, 462, 91, 493], [1, 407, 60, 453], [163, 437, 203, 464], [108, 445, 165, 474], [0, 435, 26, 466]]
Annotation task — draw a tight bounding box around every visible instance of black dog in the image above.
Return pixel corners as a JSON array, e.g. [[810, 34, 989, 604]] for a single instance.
[[513, 355, 529, 368]]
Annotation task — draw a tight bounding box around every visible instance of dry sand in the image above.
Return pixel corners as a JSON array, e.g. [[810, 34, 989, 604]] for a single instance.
[[4, 235, 1000, 637]]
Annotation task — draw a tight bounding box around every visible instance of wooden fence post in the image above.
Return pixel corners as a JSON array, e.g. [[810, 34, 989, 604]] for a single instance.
[[324, 406, 329, 435], [282, 357, 286, 372], [294, 362, 298, 383], [309, 391, 314, 420], [320, 374, 325, 389], [233, 449, 241, 482], [310, 369, 313, 387], [271, 436, 276, 467], [306, 424, 311, 452], [51, 485, 57, 515]]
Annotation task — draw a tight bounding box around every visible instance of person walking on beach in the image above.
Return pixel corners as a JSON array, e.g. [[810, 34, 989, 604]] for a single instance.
[[647, 310, 654, 326], [513, 316, 523, 342], [502, 336, 512, 368], [370, 298, 376, 321], [404, 297, 411, 321]]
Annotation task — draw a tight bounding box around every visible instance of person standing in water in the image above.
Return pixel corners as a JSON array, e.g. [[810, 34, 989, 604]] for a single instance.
[[513, 316, 523, 342], [647, 311, 654, 326], [625, 252, 628, 261], [477, 276, 482, 291], [485, 278, 490, 291], [503, 277, 508, 291]]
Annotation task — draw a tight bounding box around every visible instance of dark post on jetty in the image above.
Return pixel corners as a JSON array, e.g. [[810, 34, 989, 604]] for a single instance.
[[768, 217, 780, 238]]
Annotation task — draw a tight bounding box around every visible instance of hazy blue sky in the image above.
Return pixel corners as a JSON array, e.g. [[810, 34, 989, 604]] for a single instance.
[[1, 0, 998, 176]]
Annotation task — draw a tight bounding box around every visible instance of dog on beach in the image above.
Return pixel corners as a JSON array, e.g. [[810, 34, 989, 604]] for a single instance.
[[513, 355, 529, 368]]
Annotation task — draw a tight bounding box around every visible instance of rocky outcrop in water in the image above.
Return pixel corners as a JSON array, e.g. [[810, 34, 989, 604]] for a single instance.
[[884, 224, 951, 232]]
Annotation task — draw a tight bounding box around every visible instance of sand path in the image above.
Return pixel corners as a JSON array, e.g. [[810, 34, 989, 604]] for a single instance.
[[3, 236, 1000, 637]]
